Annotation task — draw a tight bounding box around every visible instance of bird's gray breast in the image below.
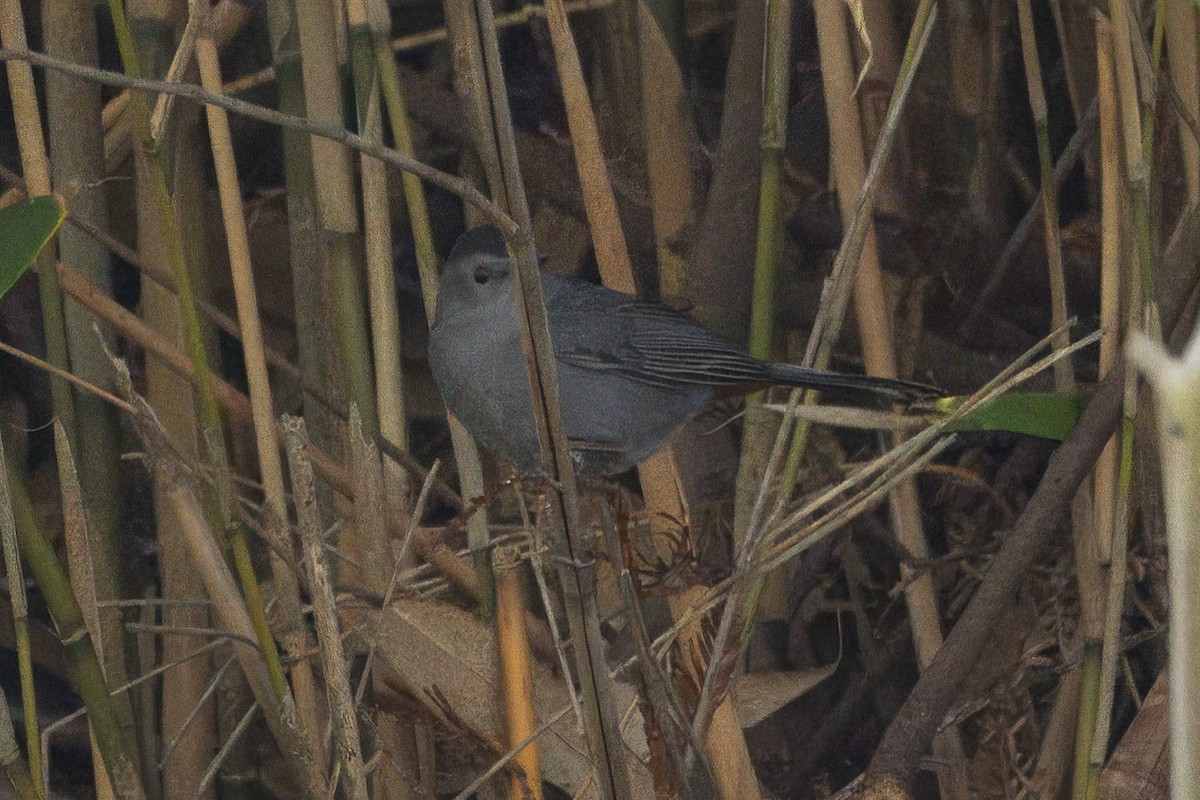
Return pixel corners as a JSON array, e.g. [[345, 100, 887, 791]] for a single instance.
[[428, 302, 543, 474]]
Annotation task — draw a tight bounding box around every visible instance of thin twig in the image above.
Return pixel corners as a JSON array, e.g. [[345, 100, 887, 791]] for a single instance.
[[449, 704, 572, 800], [0, 46, 515, 235]]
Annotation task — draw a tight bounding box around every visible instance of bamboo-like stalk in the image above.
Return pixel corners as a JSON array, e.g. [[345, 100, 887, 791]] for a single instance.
[[1084, 21, 1136, 799], [734, 0, 793, 634], [295, 0, 380, 444], [495, 547, 545, 800], [638, 0, 694, 299], [4, 459, 147, 800], [1164, 0, 1200, 202], [813, 2, 969, 797], [1093, 15, 1124, 575], [1017, 0, 1073, 391], [195, 18, 292, 700], [0, 0, 76, 439], [41, 0, 128, 732], [1108, 0, 1158, 328], [135, 122, 215, 800], [55, 421, 117, 799], [283, 418, 369, 800], [0, 423, 39, 797], [348, 0, 408, 458], [1128, 329, 1200, 800]]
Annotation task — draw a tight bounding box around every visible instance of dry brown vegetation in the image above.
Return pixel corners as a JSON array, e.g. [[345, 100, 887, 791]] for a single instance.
[[0, 0, 1197, 798]]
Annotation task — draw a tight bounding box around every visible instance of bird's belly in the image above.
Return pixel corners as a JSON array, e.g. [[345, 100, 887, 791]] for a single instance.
[[558, 365, 711, 475], [429, 321, 711, 475]]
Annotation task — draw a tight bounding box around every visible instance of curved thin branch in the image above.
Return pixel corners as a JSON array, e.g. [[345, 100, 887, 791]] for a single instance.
[[0, 46, 515, 235]]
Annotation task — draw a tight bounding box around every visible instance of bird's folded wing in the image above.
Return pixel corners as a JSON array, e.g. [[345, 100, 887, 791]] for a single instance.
[[554, 301, 767, 388]]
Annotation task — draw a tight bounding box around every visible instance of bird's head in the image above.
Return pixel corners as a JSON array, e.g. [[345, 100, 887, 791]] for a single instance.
[[435, 225, 514, 321]]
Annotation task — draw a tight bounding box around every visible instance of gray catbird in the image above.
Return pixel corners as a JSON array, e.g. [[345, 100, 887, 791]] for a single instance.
[[428, 226, 935, 476]]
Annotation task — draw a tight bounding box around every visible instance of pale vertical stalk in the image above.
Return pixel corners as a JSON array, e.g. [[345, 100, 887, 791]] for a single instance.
[[495, 548, 544, 800], [541, 0, 635, 291], [136, 145, 215, 800], [348, 0, 408, 457], [638, 0, 695, 298], [1087, 27, 1139, 791], [1016, 9, 1108, 796], [1128, 330, 1200, 800], [194, 22, 292, 701], [1093, 17, 1123, 569], [737, 0, 792, 631], [284, 418, 369, 800], [55, 422, 115, 800], [42, 0, 126, 711], [0, 0, 76, 446], [856, 0, 909, 217], [1109, 0, 1157, 328], [1164, 0, 1200, 201], [0, 425, 38, 796], [1017, 0, 1073, 391], [815, 1, 969, 797], [295, 0, 380, 443]]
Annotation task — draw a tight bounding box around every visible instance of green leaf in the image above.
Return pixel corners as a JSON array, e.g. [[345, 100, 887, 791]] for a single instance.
[[938, 392, 1087, 441], [0, 195, 66, 301]]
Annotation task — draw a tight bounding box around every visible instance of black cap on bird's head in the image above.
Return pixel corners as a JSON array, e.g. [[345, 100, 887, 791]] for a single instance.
[[435, 226, 517, 321], [447, 225, 508, 263]]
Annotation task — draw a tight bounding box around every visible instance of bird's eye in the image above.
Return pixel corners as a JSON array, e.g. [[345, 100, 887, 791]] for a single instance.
[[473, 267, 489, 285]]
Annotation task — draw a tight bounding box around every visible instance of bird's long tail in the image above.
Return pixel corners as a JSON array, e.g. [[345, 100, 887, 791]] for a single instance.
[[763, 362, 939, 403]]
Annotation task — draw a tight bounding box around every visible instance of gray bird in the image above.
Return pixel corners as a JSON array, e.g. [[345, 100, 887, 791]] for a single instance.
[[428, 226, 935, 476]]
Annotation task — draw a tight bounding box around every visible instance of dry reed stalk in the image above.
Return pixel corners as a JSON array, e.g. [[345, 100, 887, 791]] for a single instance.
[[41, 0, 127, 703], [1128, 327, 1200, 800], [135, 156, 215, 800], [294, 0, 379, 460], [815, 1, 968, 795], [1095, 15, 1124, 569], [638, 0, 695, 299], [195, 23, 294, 696], [1165, 0, 1200, 202], [193, 26, 329, 784], [1080, 20, 1128, 797], [284, 418, 370, 800], [0, 423, 39, 797], [495, 548, 545, 800], [349, 0, 408, 461], [55, 423, 116, 800]]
